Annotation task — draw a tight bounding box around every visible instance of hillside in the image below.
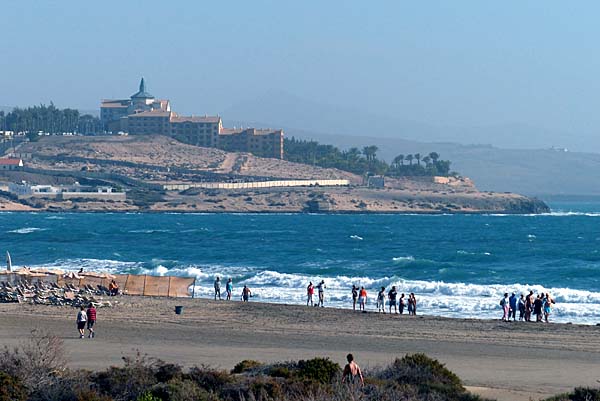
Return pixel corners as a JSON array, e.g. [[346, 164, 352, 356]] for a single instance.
[[0, 135, 548, 214]]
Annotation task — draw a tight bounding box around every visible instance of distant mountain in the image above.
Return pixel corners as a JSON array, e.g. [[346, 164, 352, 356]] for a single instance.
[[226, 119, 600, 197], [223, 91, 597, 153]]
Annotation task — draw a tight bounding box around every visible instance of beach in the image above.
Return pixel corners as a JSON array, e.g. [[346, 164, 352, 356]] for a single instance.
[[1, 297, 599, 401]]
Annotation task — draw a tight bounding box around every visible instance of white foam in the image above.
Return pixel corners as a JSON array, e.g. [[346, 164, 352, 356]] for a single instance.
[[350, 235, 363, 240], [7, 227, 47, 234]]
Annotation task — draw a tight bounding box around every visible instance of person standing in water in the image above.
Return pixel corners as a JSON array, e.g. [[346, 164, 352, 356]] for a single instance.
[[388, 286, 398, 314], [316, 280, 326, 307], [226, 278, 233, 300], [342, 353, 364, 387], [352, 285, 358, 311], [377, 286, 386, 313], [500, 293, 510, 321], [408, 293, 417, 315], [214, 277, 221, 300], [399, 293, 406, 314], [358, 287, 367, 312], [518, 294, 526, 321], [241, 285, 252, 302], [306, 281, 314, 306]]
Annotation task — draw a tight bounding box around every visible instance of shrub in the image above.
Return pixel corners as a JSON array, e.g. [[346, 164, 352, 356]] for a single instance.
[[268, 366, 292, 379], [231, 360, 263, 374], [136, 392, 161, 401], [0, 371, 27, 401], [155, 363, 183, 383], [543, 387, 600, 401], [186, 365, 232, 392], [92, 352, 158, 401], [0, 330, 67, 393], [248, 377, 283, 400], [378, 353, 465, 399], [296, 357, 340, 384], [150, 379, 211, 401]]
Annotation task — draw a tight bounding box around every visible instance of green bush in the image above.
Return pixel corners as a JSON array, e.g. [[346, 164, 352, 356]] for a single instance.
[[150, 379, 212, 401], [543, 387, 600, 401], [92, 353, 158, 401], [296, 357, 340, 384], [0, 371, 27, 401], [155, 363, 183, 383], [268, 366, 292, 379], [136, 392, 162, 401], [378, 353, 465, 399], [231, 360, 263, 374], [186, 366, 232, 392]]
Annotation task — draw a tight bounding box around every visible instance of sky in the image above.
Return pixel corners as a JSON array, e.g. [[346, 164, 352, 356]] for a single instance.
[[2, 1, 599, 147]]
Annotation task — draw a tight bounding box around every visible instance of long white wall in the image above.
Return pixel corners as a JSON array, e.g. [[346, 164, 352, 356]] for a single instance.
[[163, 179, 349, 191]]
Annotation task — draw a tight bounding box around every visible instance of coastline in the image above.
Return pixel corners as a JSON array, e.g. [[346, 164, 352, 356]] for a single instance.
[[1, 297, 599, 401]]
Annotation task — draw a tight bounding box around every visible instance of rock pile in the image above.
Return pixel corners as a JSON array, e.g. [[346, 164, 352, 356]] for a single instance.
[[0, 280, 113, 307]]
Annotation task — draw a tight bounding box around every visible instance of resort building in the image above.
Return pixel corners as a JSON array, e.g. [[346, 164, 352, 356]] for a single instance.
[[100, 78, 284, 159], [0, 158, 23, 171]]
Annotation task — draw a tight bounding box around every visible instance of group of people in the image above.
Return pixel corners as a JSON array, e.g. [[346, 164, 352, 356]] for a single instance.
[[500, 291, 556, 323], [306, 280, 326, 307], [76, 303, 97, 339], [353, 285, 417, 315], [214, 277, 252, 302]]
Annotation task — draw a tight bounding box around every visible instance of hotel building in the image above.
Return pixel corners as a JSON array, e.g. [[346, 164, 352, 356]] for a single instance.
[[101, 79, 283, 159]]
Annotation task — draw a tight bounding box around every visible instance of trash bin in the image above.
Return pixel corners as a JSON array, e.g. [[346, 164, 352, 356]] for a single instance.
[[175, 306, 184, 315]]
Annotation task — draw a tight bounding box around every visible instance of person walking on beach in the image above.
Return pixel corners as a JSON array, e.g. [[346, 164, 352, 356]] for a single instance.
[[518, 294, 526, 321], [377, 286, 386, 313], [509, 292, 517, 321], [399, 293, 406, 314], [76, 306, 87, 339], [500, 293, 509, 321], [352, 285, 358, 311], [358, 287, 367, 312], [226, 278, 233, 300], [307, 281, 314, 306], [408, 293, 417, 315], [342, 353, 364, 387], [214, 277, 221, 300], [241, 285, 252, 302], [86, 303, 97, 339], [388, 286, 398, 314], [316, 280, 326, 307]]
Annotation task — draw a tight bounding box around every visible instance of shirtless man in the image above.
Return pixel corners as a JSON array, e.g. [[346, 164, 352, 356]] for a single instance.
[[342, 353, 364, 387]]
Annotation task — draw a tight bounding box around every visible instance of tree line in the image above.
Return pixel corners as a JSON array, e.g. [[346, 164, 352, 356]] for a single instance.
[[284, 137, 453, 177], [0, 104, 103, 140]]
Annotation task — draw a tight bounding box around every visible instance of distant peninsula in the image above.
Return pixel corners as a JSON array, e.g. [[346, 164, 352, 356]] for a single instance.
[[0, 135, 549, 214]]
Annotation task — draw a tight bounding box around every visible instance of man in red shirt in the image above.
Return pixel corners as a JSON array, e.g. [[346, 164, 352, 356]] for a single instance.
[[86, 303, 97, 339]]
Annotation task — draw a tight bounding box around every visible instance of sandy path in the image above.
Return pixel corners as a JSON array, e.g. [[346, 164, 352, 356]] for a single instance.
[[1, 298, 599, 401]]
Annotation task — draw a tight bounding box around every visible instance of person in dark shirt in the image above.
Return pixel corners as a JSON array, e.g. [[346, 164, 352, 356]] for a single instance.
[[388, 286, 398, 314], [533, 295, 543, 322]]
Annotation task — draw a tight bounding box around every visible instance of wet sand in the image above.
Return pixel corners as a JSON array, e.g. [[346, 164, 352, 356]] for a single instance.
[[1, 297, 599, 401]]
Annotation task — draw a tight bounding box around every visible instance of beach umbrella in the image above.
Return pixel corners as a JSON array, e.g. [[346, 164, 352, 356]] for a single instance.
[[6, 251, 11, 272]]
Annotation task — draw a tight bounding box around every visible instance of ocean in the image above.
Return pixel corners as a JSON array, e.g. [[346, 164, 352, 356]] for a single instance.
[[2, 202, 600, 324]]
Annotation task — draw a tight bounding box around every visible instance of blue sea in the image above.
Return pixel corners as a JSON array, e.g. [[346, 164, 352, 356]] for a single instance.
[[2, 202, 600, 324]]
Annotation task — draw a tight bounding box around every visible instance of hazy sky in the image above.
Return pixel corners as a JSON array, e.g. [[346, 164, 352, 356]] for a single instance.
[[2, 1, 599, 139]]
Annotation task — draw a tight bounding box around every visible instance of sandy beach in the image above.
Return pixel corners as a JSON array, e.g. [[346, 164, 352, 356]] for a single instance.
[[1, 297, 599, 401]]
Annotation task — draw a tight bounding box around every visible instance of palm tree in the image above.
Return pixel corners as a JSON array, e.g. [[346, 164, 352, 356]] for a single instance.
[[362, 145, 379, 162], [393, 154, 404, 168], [428, 152, 440, 164], [414, 153, 421, 166], [422, 155, 431, 167], [405, 154, 414, 165]]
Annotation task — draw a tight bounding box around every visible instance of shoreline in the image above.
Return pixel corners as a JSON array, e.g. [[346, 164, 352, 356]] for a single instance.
[[1, 297, 599, 401]]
